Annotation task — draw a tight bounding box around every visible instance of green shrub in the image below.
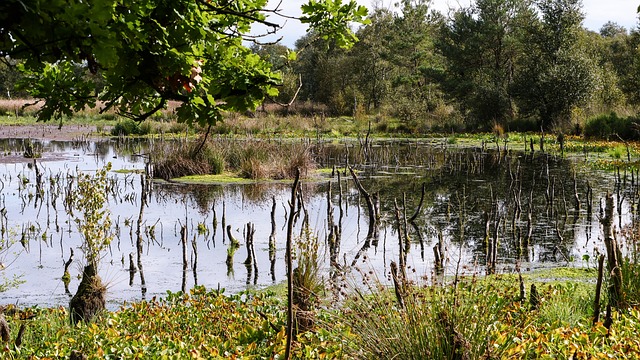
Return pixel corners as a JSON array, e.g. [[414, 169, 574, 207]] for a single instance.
[[583, 112, 640, 140]]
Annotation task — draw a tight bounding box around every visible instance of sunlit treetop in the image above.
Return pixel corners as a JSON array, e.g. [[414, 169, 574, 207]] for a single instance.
[[0, 0, 368, 126]]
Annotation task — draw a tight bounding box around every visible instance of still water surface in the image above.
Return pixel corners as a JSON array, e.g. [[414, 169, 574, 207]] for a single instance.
[[0, 138, 634, 309]]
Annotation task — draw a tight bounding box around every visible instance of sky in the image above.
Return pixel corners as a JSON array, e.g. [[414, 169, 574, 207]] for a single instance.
[[251, 0, 639, 48]]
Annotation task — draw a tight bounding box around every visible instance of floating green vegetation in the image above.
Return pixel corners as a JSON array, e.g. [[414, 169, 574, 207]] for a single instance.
[[315, 168, 335, 175], [173, 173, 254, 184], [112, 169, 144, 174]]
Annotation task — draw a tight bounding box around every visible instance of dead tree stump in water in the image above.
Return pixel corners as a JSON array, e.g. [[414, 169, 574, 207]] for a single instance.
[[69, 263, 106, 324], [601, 192, 624, 308], [349, 166, 379, 241]]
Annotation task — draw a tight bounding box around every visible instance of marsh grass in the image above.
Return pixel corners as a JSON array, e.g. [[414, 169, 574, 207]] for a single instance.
[[620, 224, 640, 306], [339, 276, 517, 360], [292, 228, 324, 334], [535, 282, 595, 327], [153, 137, 316, 180]]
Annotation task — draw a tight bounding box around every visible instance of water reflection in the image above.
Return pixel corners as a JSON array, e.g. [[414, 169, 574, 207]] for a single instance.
[[0, 138, 635, 309]]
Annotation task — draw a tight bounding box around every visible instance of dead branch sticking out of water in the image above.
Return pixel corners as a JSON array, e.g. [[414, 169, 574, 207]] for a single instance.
[[348, 167, 378, 241], [244, 222, 258, 285], [225, 225, 240, 276], [394, 200, 407, 278], [191, 234, 198, 286], [181, 225, 187, 293], [434, 229, 445, 275], [135, 174, 147, 297], [269, 197, 277, 282], [409, 183, 426, 223], [390, 261, 405, 309], [62, 248, 73, 295]]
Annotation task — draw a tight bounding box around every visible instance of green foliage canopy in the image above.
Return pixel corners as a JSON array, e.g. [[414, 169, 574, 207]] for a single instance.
[[0, 0, 367, 125]]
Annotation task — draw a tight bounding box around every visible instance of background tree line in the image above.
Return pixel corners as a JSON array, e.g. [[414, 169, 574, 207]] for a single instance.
[[1, 0, 638, 135], [254, 0, 640, 134]]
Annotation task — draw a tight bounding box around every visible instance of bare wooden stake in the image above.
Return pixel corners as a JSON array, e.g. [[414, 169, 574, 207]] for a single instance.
[[604, 303, 613, 331], [269, 196, 277, 281]]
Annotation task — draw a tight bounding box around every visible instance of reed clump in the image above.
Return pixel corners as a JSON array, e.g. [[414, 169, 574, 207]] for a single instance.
[[153, 138, 316, 180], [339, 276, 515, 359], [292, 227, 324, 334]]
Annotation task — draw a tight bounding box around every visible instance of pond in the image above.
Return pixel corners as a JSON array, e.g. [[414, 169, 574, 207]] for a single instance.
[[0, 137, 636, 309]]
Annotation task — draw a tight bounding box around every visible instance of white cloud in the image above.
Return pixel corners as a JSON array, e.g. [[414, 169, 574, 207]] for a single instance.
[[251, 0, 639, 48]]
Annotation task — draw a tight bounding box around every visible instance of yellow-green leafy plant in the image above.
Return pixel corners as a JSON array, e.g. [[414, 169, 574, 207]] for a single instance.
[[68, 163, 113, 323], [70, 163, 113, 268]]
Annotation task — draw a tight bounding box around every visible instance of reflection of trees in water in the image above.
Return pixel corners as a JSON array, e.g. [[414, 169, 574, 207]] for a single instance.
[[153, 183, 224, 214], [336, 148, 613, 266], [150, 181, 323, 215], [314, 139, 448, 169]]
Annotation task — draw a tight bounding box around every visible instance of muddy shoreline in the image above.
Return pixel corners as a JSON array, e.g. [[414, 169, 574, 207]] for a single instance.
[[0, 124, 101, 141]]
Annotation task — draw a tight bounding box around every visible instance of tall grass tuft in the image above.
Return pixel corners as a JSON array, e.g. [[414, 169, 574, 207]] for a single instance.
[[620, 224, 640, 306], [339, 277, 515, 359], [152, 140, 217, 179], [293, 227, 324, 334], [153, 138, 316, 180], [535, 282, 594, 327]]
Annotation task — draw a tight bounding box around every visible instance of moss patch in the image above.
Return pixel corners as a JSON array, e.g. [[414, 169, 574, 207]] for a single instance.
[[173, 169, 333, 185]]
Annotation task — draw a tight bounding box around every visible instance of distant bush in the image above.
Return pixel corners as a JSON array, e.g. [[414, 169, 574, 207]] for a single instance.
[[583, 112, 640, 140]]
